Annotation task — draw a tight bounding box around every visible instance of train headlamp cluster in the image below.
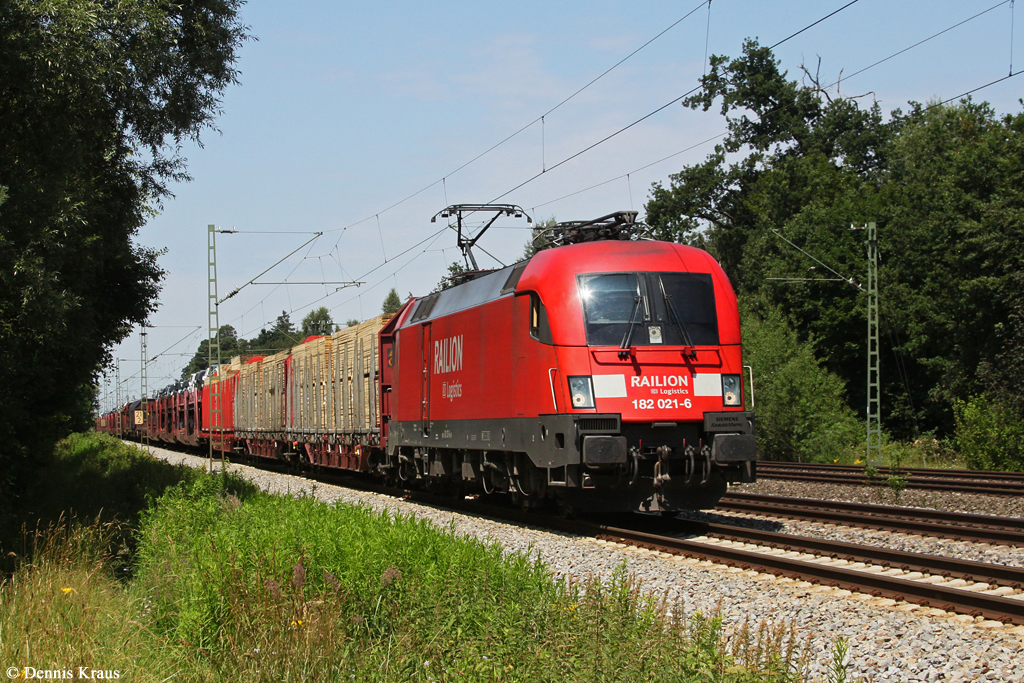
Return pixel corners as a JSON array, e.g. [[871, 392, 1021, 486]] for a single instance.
[[567, 376, 595, 409], [722, 374, 741, 406]]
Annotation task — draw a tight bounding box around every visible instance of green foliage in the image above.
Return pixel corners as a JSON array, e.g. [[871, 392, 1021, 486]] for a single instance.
[[300, 306, 335, 337], [432, 261, 468, 292], [741, 298, 860, 462], [0, 432, 235, 569], [346, 318, 360, 327], [953, 396, 1024, 472], [180, 325, 245, 378], [381, 287, 402, 314], [644, 39, 1024, 442], [827, 637, 850, 683], [523, 216, 558, 258], [0, 0, 250, 508], [2, 434, 831, 681], [0, 521, 169, 681], [180, 308, 339, 377]]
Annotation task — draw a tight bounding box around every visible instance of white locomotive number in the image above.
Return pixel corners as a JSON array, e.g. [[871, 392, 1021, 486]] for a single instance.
[[632, 398, 691, 410]]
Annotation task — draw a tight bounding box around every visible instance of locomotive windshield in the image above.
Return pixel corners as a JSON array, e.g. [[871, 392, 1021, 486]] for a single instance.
[[578, 272, 719, 347]]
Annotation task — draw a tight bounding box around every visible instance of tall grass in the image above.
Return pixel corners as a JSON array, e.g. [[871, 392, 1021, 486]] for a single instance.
[[0, 521, 171, 681], [1, 432, 216, 568], [132, 477, 816, 681], [1, 435, 848, 681]]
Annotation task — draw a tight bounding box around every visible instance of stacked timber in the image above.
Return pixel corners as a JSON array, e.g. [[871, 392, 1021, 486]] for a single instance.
[[260, 349, 290, 436], [234, 356, 260, 438], [290, 334, 333, 435], [234, 348, 290, 438], [326, 314, 391, 436], [234, 314, 392, 442]]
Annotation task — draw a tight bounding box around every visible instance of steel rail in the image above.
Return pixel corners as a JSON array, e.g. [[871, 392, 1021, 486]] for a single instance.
[[753, 469, 1024, 496], [755, 462, 1024, 496], [588, 524, 1024, 626], [758, 461, 1024, 483], [723, 492, 1024, 530], [274, 474, 1024, 626], [699, 522, 1024, 587], [716, 492, 1024, 546]]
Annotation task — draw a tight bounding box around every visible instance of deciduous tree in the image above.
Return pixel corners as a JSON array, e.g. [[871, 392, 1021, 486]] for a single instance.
[[0, 0, 251, 506], [301, 307, 335, 337], [645, 39, 1024, 443]]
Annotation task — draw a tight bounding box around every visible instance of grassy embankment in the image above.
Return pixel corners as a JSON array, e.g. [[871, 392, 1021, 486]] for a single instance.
[[0, 432, 852, 682]]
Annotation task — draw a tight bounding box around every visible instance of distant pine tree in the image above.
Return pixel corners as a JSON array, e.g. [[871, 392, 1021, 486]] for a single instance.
[[382, 288, 402, 314]]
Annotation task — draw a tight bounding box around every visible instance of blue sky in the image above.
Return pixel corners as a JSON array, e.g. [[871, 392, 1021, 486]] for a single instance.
[[103, 0, 1022, 403]]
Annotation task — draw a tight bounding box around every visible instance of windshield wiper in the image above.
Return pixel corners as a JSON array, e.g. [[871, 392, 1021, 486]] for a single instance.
[[661, 283, 697, 357], [618, 295, 643, 359]]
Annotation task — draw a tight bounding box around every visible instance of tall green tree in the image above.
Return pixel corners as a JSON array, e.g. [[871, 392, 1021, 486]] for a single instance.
[[522, 217, 558, 259], [0, 0, 250, 505], [180, 326, 244, 379], [645, 39, 1024, 439], [431, 262, 467, 292], [248, 311, 298, 353], [301, 306, 335, 337], [382, 288, 402, 315], [740, 298, 861, 462]]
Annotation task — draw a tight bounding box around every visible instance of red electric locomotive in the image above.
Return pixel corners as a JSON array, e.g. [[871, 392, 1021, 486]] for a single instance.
[[377, 207, 755, 512]]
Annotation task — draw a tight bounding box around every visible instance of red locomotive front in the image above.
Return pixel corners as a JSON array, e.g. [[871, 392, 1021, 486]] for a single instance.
[[381, 211, 755, 512]]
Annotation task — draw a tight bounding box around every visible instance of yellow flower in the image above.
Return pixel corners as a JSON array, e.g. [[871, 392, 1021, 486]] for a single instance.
[[61, 588, 73, 595], [290, 619, 303, 627], [833, 459, 839, 463]]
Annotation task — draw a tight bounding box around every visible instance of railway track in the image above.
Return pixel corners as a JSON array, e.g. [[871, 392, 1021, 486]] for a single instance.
[[755, 461, 1024, 496], [716, 491, 1024, 546], [584, 517, 1024, 627]]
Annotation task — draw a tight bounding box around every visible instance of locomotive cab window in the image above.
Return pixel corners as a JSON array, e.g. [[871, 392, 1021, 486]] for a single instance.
[[528, 292, 553, 344], [658, 273, 719, 345], [578, 272, 718, 347]]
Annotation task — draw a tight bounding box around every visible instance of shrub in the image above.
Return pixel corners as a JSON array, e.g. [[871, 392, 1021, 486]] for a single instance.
[[741, 299, 861, 462], [953, 396, 1024, 471], [0, 432, 217, 565]]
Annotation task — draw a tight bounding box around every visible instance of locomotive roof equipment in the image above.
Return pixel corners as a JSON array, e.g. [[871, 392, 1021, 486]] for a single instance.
[[432, 203, 532, 271], [532, 210, 647, 252]]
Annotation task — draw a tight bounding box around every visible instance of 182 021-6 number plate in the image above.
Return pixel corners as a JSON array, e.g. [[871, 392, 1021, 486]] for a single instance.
[[632, 398, 692, 410]]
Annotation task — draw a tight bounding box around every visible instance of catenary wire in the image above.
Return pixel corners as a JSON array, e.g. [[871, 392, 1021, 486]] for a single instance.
[[769, 0, 861, 49], [219, 0, 965, 339], [531, 3, 1018, 213], [317, 1, 710, 240], [152, 4, 1016, 376], [488, 0, 864, 203], [837, 1, 1010, 88]]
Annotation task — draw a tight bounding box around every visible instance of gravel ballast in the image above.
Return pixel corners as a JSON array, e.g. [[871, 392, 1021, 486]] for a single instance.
[[735, 479, 1024, 520], [142, 445, 1024, 682]]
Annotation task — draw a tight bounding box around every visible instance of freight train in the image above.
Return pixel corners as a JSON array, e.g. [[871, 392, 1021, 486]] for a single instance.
[[98, 208, 756, 512]]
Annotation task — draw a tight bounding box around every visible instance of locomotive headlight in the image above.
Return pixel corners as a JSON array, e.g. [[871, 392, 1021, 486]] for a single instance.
[[722, 374, 741, 406], [567, 376, 595, 409]]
